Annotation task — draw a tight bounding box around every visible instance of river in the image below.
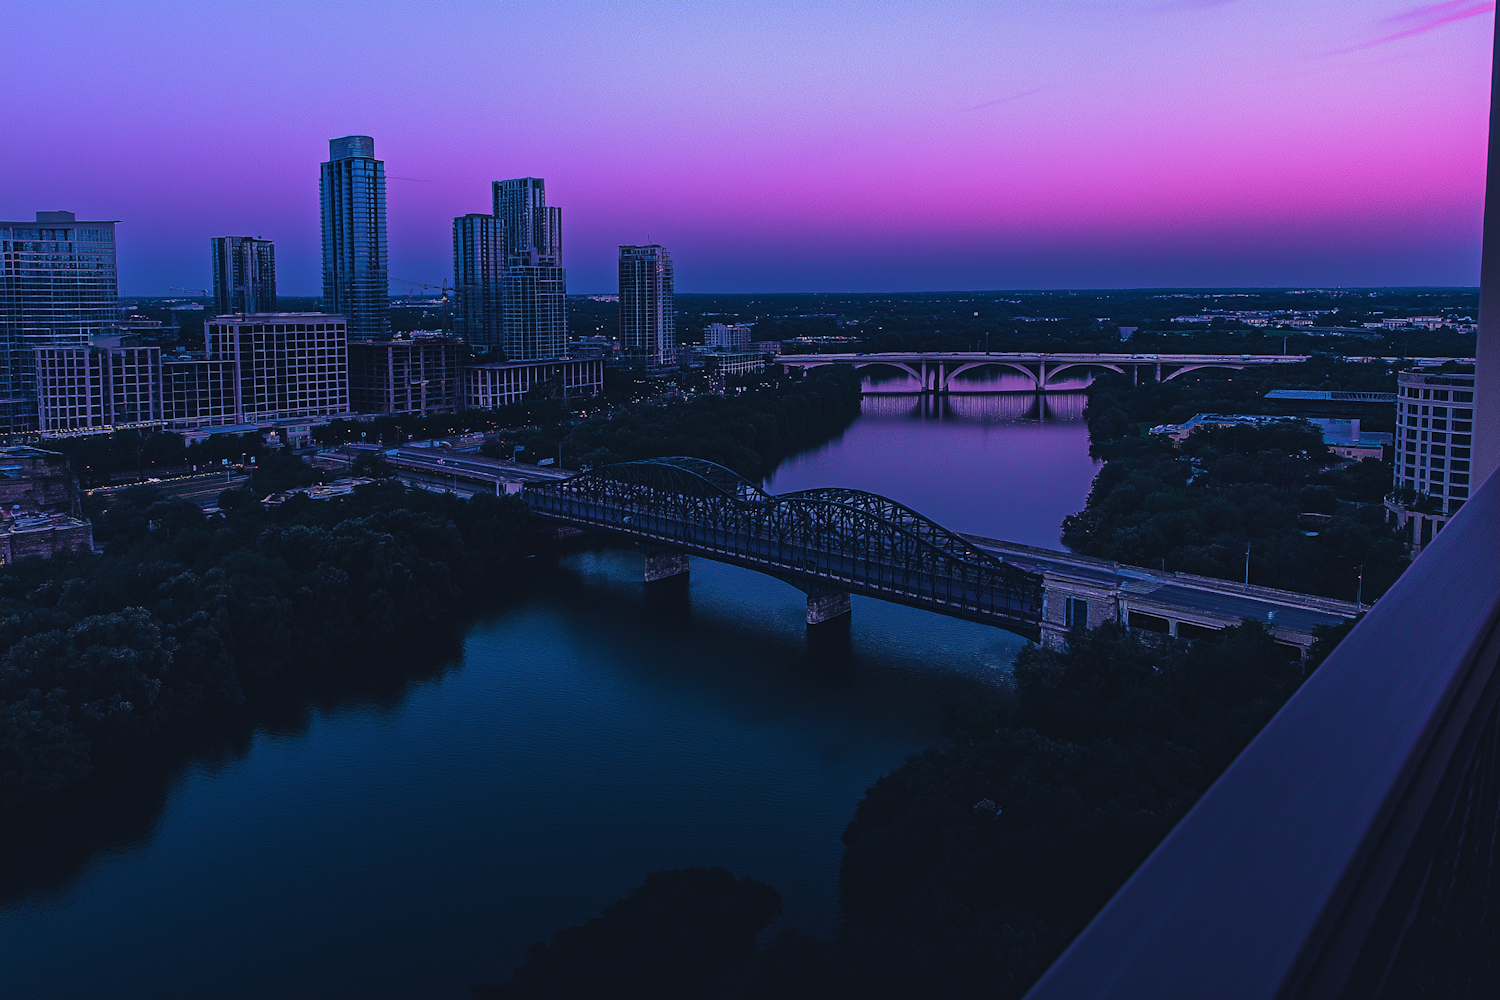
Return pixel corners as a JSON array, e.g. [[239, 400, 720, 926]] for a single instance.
[[1, 390, 1099, 999]]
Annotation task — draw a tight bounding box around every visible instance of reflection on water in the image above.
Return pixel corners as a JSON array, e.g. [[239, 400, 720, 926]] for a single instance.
[[0, 397, 1100, 1000], [767, 393, 1100, 548], [859, 391, 1087, 423], [859, 365, 1094, 394]]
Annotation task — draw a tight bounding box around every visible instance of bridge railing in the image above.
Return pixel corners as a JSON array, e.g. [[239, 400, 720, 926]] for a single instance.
[[1024, 465, 1500, 999]]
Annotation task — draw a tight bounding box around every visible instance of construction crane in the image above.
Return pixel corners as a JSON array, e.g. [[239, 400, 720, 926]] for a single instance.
[[391, 277, 452, 304]]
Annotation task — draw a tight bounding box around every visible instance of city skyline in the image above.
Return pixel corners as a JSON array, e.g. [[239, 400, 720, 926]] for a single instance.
[[1, 1, 1492, 296]]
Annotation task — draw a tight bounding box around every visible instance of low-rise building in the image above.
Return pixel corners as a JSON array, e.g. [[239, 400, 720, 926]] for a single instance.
[[0, 445, 79, 513], [706, 351, 766, 377], [348, 333, 462, 414], [1151, 412, 1391, 461], [464, 357, 604, 409], [0, 510, 92, 566], [1150, 413, 1300, 441], [1264, 389, 1396, 420]]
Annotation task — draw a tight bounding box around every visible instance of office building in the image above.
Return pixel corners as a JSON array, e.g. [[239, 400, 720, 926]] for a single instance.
[[493, 177, 566, 360], [349, 333, 463, 414], [452, 214, 505, 351], [705, 322, 752, 353], [163, 313, 349, 432], [162, 354, 238, 430], [1386, 367, 1479, 553], [618, 245, 675, 371], [465, 357, 603, 409], [211, 236, 277, 315], [34, 342, 162, 437], [320, 136, 389, 338], [0, 211, 119, 436]]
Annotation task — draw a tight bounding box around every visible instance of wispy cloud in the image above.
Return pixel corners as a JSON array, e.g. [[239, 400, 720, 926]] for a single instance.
[[1328, 0, 1493, 56], [967, 86, 1048, 112], [389, 175, 435, 182]]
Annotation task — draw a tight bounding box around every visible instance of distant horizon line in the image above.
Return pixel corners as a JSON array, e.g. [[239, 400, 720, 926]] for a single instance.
[[123, 284, 1483, 299]]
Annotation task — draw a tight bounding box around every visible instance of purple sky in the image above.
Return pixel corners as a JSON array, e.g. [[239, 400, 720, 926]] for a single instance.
[[1, 1, 1493, 295]]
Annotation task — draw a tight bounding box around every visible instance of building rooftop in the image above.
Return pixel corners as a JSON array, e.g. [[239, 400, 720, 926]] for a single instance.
[[1265, 390, 1396, 403]]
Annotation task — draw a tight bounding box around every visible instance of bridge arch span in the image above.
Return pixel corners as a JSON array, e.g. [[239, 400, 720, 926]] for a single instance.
[[1043, 362, 1126, 383], [1163, 363, 1247, 381], [944, 360, 1043, 386]]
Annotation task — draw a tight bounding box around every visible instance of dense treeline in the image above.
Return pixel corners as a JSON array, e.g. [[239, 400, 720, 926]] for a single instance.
[[483, 366, 864, 482], [1060, 361, 1409, 601], [0, 482, 530, 809], [475, 622, 1314, 999]]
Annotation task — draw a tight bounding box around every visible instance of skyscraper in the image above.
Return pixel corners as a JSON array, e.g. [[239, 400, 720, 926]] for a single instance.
[[211, 236, 277, 315], [493, 177, 566, 360], [320, 135, 389, 338], [0, 211, 119, 436], [452, 214, 505, 352], [618, 245, 675, 371]]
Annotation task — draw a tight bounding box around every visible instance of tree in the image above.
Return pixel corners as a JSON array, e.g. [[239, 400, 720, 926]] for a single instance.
[[474, 868, 783, 999]]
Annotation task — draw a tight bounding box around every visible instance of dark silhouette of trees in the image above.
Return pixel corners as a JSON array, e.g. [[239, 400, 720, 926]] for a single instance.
[[473, 868, 783, 1000], [1062, 364, 1409, 601], [0, 482, 531, 809]]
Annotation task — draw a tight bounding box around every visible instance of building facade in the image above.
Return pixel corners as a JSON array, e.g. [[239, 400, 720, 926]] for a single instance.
[[34, 343, 162, 436], [163, 313, 349, 431], [493, 178, 566, 360], [320, 136, 389, 338], [349, 333, 463, 414], [211, 236, 277, 315], [465, 357, 603, 409], [0, 211, 119, 436], [452, 214, 505, 352], [618, 245, 675, 370], [705, 322, 752, 353], [1386, 367, 1479, 554]]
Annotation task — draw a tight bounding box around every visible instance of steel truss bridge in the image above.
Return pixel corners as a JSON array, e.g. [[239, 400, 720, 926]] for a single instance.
[[778, 351, 1312, 392], [521, 456, 1044, 636]]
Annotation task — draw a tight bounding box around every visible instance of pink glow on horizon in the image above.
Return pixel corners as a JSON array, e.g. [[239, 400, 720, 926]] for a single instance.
[[0, 1, 1491, 294]]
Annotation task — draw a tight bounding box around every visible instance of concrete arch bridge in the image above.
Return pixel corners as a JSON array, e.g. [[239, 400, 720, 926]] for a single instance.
[[779, 352, 1311, 393]]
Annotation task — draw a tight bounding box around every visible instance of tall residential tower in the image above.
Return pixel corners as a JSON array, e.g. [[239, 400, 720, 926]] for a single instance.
[[493, 177, 566, 360], [320, 135, 389, 338], [211, 236, 277, 315], [0, 211, 120, 435], [618, 245, 675, 371], [452, 213, 505, 352]]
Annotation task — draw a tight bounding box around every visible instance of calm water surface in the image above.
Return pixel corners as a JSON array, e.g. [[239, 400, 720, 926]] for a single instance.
[[1, 392, 1098, 999]]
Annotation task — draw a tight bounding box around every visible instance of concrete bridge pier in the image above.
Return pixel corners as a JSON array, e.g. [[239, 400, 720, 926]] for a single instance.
[[640, 546, 689, 582]]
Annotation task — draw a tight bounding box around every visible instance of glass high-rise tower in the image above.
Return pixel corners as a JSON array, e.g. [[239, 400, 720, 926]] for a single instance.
[[0, 210, 119, 436], [452, 213, 505, 352], [618, 245, 675, 371], [320, 135, 389, 338], [211, 236, 277, 315], [493, 177, 566, 360]]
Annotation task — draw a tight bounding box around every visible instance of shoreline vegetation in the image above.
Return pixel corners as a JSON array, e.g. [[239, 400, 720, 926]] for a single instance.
[[0, 367, 862, 810], [1061, 358, 1408, 600]]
